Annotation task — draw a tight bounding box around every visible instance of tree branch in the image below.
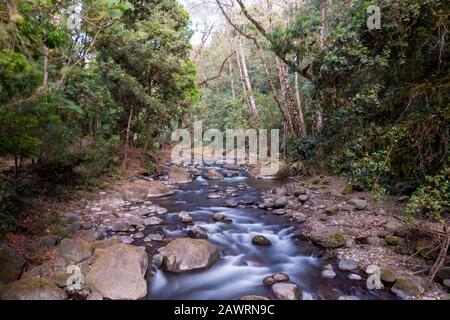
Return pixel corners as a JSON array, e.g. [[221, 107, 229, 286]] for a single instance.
[[197, 52, 234, 86]]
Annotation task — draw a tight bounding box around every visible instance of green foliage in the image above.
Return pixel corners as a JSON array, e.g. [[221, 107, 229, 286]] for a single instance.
[[407, 166, 450, 222]]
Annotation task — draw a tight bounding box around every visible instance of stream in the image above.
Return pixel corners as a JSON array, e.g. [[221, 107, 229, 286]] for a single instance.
[[145, 165, 394, 300]]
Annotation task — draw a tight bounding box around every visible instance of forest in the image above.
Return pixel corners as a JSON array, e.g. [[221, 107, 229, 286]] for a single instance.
[[0, 0, 449, 302]]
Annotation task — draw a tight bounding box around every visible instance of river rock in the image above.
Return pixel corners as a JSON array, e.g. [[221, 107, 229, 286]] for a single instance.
[[39, 235, 60, 247], [271, 282, 302, 300], [298, 195, 309, 204], [338, 258, 358, 271], [156, 207, 168, 215], [309, 226, 346, 248], [1, 278, 68, 300], [348, 274, 362, 281], [338, 295, 360, 300], [207, 193, 222, 199], [112, 222, 131, 232], [383, 219, 404, 234], [443, 279, 450, 289], [0, 244, 27, 286], [321, 269, 336, 279], [187, 226, 208, 239], [143, 233, 163, 242], [202, 169, 224, 180], [251, 235, 272, 246], [347, 199, 367, 210], [273, 196, 287, 208], [391, 276, 425, 299], [168, 166, 192, 184], [385, 235, 406, 247], [240, 295, 270, 300], [273, 209, 286, 215], [86, 244, 148, 300], [63, 212, 81, 223], [178, 211, 194, 224], [159, 238, 219, 273], [212, 213, 225, 222], [87, 292, 103, 300], [144, 217, 164, 226], [58, 238, 93, 264], [121, 236, 134, 244], [324, 206, 339, 216], [380, 268, 397, 284], [273, 273, 290, 282], [263, 276, 277, 287], [122, 180, 173, 202], [225, 199, 238, 208], [76, 230, 103, 243], [292, 212, 307, 223]]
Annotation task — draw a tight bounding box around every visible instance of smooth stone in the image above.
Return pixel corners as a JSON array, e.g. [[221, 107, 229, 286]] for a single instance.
[[273, 209, 286, 215], [271, 282, 302, 300], [292, 212, 307, 223], [212, 213, 225, 222], [298, 195, 309, 203], [240, 295, 270, 300], [86, 244, 148, 300], [251, 235, 272, 246], [380, 268, 397, 284], [321, 269, 336, 279], [63, 212, 81, 223], [0, 244, 27, 286], [273, 273, 290, 282], [273, 196, 287, 208], [187, 226, 208, 239], [87, 292, 103, 300], [348, 274, 362, 281], [1, 278, 68, 300], [144, 217, 164, 226], [225, 199, 238, 208], [348, 199, 367, 210], [338, 258, 359, 271], [159, 238, 219, 273], [309, 226, 346, 248], [338, 295, 360, 300], [121, 236, 134, 244], [202, 169, 224, 180], [168, 166, 192, 184], [143, 233, 163, 242], [207, 193, 222, 199], [324, 206, 339, 216], [156, 207, 168, 215], [58, 238, 93, 264], [40, 235, 59, 247], [178, 211, 194, 224], [391, 276, 425, 299]]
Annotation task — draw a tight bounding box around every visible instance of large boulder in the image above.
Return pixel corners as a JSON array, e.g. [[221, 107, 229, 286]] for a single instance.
[[0, 244, 26, 286], [159, 238, 219, 273], [202, 169, 224, 180], [309, 227, 346, 248], [168, 166, 192, 184], [58, 238, 93, 264], [1, 278, 67, 300], [122, 179, 173, 202], [391, 276, 425, 299], [86, 244, 148, 300]]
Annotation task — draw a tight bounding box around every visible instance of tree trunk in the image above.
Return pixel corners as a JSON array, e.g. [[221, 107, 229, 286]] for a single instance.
[[122, 107, 134, 168], [229, 59, 236, 100], [316, 0, 328, 132], [236, 36, 260, 122], [43, 46, 49, 90]]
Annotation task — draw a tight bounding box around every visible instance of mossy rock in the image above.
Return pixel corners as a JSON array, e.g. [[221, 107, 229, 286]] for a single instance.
[[385, 236, 406, 247], [391, 276, 424, 299], [380, 268, 397, 284], [341, 184, 353, 195]]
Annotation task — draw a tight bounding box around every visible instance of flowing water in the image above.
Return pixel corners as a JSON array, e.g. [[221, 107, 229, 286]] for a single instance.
[[146, 165, 394, 300]]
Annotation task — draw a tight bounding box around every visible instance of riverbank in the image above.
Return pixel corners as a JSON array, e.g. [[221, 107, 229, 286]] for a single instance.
[[1, 156, 449, 300]]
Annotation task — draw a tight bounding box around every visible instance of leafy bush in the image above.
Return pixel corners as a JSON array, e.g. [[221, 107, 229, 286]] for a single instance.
[[407, 166, 450, 223]]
